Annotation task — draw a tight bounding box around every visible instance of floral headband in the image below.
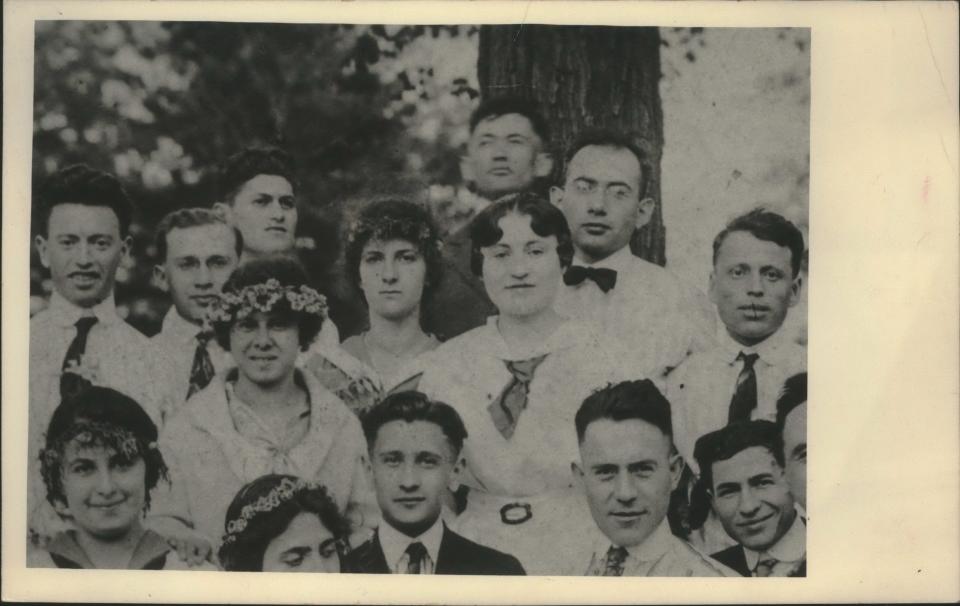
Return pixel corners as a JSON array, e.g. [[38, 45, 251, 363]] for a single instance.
[[221, 477, 320, 545], [206, 278, 328, 325], [346, 215, 443, 253]]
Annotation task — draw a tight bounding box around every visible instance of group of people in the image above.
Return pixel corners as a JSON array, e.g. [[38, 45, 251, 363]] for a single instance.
[[27, 96, 808, 577]]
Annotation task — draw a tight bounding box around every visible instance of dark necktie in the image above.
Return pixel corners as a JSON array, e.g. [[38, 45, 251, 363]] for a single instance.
[[488, 354, 548, 439], [186, 331, 216, 399], [404, 541, 427, 574], [728, 352, 760, 423], [563, 265, 618, 293], [603, 545, 628, 576], [60, 316, 98, 399]]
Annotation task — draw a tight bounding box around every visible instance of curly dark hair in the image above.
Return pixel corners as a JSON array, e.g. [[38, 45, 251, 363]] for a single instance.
[[40, 386, 168, 514], [211, 257, 323, 351], [361, 390, 468, 457], [712, 208, 806, 278], [217, 146, 298, 203], [344, 198, 444, 304], [35, 164, 133, 237], [217, 474, 351, 572]]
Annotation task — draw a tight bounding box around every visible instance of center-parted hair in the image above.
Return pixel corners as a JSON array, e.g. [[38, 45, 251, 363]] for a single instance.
[[575, 379, 673, 444], [217, 146, 298, 204], [344, 198, 444, 302], [469, 191, 574, 277], [217, 474, 350, 572], [154, 207, 243, 262], [35, 164, 134, 237], [693, 420, 784, 493], [361, 391, 468, 457], [40, 386, 167, 513], [712, 208, 806, 278], [563, 129, 650, 198], [469, 95, 549, 144], [211, 257, 323, 351]]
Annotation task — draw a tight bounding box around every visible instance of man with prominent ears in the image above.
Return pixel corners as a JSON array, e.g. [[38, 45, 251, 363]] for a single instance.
[[550, 129, 716, 379], [566, 380, 736, 576], [343, 391, 525, 575], [427, 96, 554, 341]]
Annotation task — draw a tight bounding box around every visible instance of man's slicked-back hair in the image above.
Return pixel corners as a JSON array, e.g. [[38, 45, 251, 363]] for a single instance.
[[563, 128, 650, 197], [575, 379, 673, 444], [775, 372, 807, 430], [36, 164, 133, 237], [154, 207, 243, 262], [712, 208, 806, 278], [218, 146, 298, 204], [469, 95, 549, 144], [361, 391, 468, 457], [693, 420, 783, 493], [469, 191, 574, 277]]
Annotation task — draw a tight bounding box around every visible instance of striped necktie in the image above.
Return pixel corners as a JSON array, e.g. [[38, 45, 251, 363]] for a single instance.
[[186, 331, 215, 399]]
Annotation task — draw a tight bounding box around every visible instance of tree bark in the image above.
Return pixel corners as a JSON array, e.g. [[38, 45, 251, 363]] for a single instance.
[[478, 25, 666, 265]]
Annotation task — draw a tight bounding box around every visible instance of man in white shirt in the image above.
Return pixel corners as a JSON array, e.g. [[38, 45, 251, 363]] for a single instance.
[[343, 391, 525, 575], [562, 380, 737, 576], [550, 130, 716, 378], [149, 208, 240, 419], [694, 420, 806, 577], [29, 164, 169, 539]]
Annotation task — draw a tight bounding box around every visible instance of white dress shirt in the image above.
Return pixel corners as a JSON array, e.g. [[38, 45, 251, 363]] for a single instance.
[[666, 325, 807, 473], [378, 517, 445, 574], [28, 292, 169, 538], [744, 511, 806, 576], [554, 247, 717, 378]]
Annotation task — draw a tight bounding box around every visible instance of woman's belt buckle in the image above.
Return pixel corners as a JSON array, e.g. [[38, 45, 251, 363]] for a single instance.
[[500, 502, 533, 525]]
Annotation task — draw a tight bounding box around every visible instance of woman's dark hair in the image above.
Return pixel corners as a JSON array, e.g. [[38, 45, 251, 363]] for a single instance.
[[217, 474, 350, 572], [212, 257, 323, 351], [344, 198, 444, 305], [469, 191, 574, 277], [40, 386, 167, 513]]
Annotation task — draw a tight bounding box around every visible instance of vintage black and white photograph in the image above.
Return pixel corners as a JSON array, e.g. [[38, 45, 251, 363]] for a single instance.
[[22, 19, 813, 579]]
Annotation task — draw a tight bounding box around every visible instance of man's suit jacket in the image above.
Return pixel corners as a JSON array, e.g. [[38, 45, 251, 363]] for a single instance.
[[425, 225, 496, 341], [710, 545, 807, 577], [342, 525, 526, 575]]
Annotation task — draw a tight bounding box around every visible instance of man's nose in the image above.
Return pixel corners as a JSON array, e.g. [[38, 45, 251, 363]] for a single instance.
[[196, 263, 213, 286], [738, 487, 762, 516], [614, 472, 639, 503], [747, 272, 765, 296], [75, 242, 93, 265], [585, 190, 607, 214], [399, 463, 420, 490], [268, 200, 287, 221]]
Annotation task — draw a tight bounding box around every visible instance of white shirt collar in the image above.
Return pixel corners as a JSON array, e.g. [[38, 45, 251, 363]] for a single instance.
[[591, 517, 674, 565], [716, 321, 795, 367], [744, 508, 806, 569], [479, 315, 585, 361], [160, 307, 204, 343], [573, 245, 634, 273], [47, 290, 120, 328], [378, 517, 445, 572]]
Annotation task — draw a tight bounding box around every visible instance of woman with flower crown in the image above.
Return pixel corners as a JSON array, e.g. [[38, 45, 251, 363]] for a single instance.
[[147, 257, 376, 558], [305, 199, 444, 417], [218, 474, 351, 572]]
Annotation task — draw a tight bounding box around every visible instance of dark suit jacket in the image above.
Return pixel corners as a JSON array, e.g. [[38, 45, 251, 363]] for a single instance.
[[710, 545, 807, 577], [342, 524, 525, 575], [425, 224, 496, 341]]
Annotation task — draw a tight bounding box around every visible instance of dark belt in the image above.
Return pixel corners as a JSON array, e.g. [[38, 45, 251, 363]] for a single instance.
[[499, 502, 533, 525]]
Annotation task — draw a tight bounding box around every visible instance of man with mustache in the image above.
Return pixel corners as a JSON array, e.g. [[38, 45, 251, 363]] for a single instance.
[[564, 380, 736, 576], [29, 165, 168, 539], [550, 130, 716, 379], [694, 420, 806, 577], [665, 208, 805, 553], [149, 208, 241, 420], [427, 96, 554, 341]]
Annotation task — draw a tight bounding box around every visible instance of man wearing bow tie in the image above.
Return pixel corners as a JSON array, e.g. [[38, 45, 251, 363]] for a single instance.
[[550, 130, 716, 379]]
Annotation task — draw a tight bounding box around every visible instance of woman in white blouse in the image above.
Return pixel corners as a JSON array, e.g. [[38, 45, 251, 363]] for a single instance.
[[305, 199, 444, 417], [419, 192, 640, 574], [148, 257, 375, 556]]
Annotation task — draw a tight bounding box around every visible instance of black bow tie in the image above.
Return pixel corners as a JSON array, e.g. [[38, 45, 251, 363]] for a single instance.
[[563, 265, 618, 293]]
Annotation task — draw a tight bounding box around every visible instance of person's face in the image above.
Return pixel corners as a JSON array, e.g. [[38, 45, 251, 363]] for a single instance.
[[219, 174, 296, 257], [480, 212, 562, 320], [465, 113, 548, 199], [710, 446, 796, 552], [573, 418, 682, 548], [230, 311, 301, 388], [58, 440, 147, 540], [35, 203, 130, 308], [550, 145, 654, 264], [261, 512, 340, 572], [782, 403, 807, 508], [370, 420, 461, 537], [359, 238, 427, 322], [709, 231, 801, 346], [156, 224, 239, 324]]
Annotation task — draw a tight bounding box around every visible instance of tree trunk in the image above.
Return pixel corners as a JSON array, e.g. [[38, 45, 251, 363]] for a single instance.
[[477, 25, 666, 266]]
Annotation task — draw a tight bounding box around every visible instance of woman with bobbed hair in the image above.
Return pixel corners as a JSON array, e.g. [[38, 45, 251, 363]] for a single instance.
[[149, 257, 375, 557], [218, 474, 351, 572], [306, 198, 444, 417]]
